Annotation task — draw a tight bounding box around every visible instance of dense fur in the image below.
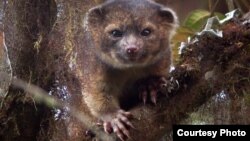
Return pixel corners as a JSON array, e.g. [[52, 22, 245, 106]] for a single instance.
[[81, 0, 178, 140]]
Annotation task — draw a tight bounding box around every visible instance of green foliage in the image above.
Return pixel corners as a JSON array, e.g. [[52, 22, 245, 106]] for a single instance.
[[172, 9, 225, 64], [172, 0, 250, 53], [183, 9, 211, 32], [183, 9, 225, 32]]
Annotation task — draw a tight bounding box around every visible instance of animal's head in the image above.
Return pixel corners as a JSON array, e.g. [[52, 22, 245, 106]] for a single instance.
[[85, 0, 178, 69]]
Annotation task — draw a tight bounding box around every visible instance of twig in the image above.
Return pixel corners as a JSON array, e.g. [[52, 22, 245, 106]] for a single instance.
[[0, 72, 115, 141], [209, 0, 220, 17], [226, 0, 235, 12]]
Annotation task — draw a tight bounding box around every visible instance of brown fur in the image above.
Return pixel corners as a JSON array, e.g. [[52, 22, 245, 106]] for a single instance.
[[80, 0, 178, 139]]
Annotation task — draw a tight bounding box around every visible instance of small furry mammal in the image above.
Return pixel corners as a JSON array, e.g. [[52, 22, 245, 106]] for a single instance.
[[83, 0, 177, 140]]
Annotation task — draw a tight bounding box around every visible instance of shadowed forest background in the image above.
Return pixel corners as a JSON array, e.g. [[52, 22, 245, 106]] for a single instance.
[[0, 0, 250, 141]]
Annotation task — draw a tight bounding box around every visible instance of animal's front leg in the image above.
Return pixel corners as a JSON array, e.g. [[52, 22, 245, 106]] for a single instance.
[[101, 109, 133, 140], [138, 76, 168, 104], [84, 89, 134, 141]]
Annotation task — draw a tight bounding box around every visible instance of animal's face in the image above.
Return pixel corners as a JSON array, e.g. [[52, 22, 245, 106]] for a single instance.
[[86, 0, 177, 69]]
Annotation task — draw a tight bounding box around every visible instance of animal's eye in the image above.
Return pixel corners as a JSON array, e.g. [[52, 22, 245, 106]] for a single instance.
[[110, 29, 123, 38], [141, 28, 151, 36]]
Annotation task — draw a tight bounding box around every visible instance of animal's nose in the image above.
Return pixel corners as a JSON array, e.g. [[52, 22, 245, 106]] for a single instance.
[[126, 46, 139, 55]]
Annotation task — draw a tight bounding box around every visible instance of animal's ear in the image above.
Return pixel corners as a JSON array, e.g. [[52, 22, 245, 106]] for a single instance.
[[87, 6, 105, 25], [158, 7, 178, 25]]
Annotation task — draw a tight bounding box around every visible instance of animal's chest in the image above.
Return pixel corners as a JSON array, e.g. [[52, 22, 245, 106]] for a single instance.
[[110, 70, 147, 98]]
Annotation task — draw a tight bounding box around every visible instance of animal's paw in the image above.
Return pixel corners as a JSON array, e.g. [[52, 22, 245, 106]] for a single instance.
[[138, 76, 167, 105], [101, 110, 134, 141]]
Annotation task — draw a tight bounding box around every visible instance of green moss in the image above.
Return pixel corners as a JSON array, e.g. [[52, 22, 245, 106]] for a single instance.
[[243, 90, 250, 106]]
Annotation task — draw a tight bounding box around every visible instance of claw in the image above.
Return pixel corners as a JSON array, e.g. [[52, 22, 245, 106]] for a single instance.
[[138, 76, 168, 105], [104, 122, 112, 134], [150, 89, 157, 105], [119, 110, 133, 118], [142, 91, 147, 104], [125, 121, 135, 129], [117, 133, 126, 141], [139, 86, 148, 104], [113, 122, 127, 141], [101, 110, 133, 141]]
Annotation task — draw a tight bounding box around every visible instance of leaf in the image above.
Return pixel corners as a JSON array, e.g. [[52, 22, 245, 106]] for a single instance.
[[214, 12, 226, 20], [183, 9, 211, 31], [172, 27, 194, 42]]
